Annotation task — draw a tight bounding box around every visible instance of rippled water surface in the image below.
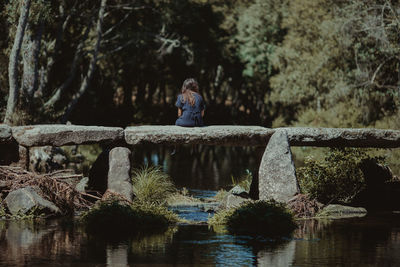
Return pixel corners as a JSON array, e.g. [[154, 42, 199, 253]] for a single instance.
[[1, 213, 400, 266]]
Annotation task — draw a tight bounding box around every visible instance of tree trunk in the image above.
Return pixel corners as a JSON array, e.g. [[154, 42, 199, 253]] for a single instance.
[[4, 0, 32, 125], [21, 22, 43, 99], [61, 0, 107, 123]]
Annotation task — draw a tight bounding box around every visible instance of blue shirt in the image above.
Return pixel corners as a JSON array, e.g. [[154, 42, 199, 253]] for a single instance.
[[175, 93, 205, 127]]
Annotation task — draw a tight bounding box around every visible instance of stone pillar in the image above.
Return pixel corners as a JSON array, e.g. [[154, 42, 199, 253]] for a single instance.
[[107, 147, 134, 201], [17, 146, 29, 169], [258, 129, 299, 203]]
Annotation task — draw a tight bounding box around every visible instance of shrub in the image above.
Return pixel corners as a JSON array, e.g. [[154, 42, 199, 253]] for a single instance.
[[209, 200, 296, 237], [297, 148, 384, 204], [132, 166, 176, 205], [82, 198, 178, 236]]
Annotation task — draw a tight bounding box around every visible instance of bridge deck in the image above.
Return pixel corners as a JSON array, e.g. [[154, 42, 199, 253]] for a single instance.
[[1, 124, 400, 148]]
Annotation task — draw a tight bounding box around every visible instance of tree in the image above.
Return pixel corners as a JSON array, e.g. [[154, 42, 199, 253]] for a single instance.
[[4, 0, 31, 124], [3, 0, 109, 125]]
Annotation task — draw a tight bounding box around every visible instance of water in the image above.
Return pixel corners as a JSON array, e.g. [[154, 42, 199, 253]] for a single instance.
[[2, 146, 400, 265], [131, 145, 262, 190], [1, 213, 400, 266]]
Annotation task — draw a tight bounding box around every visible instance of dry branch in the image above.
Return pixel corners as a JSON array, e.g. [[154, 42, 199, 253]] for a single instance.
[[0, 166, 94, 214], [287, 194, 323, 218]]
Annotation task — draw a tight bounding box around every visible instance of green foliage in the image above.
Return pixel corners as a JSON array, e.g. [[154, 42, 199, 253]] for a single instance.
[[208, 206, 236, 227], [210, 200, 296, 237], [234, 0, 286, 79], [297, 148, 384, 204], [213, 189, 229, 202], [230, 169, 252, 192], [132, 166, 176, 205], [1, 0, 400, 129], [82, 198, 178, 235], [0, 203, 42, 220]]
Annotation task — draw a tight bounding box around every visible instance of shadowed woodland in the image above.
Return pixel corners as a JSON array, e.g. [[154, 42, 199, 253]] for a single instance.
[[0, 0, 399, 129]]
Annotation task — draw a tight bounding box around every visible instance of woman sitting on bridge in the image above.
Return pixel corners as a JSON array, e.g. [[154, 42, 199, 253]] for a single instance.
[[175, 78, 205, 127]]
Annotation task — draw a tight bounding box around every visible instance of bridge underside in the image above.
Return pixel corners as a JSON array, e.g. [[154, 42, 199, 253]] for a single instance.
[[2, 124, 400, 202]]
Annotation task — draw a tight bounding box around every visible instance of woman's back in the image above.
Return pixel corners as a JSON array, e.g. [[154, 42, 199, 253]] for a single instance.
[[175, 78, 205, 127], [175, 93, 205, 127]]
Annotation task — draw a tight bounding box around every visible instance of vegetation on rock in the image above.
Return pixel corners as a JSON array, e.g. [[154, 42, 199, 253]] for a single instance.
[[297, 148, 385, 204], [209, 200, 296, 237], [82, 197, 178, 236]]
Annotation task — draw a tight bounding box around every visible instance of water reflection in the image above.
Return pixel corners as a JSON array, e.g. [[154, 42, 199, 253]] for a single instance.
[[132, 145, 260, 190], [1, 214, 400, 266], [292, 214, 400, 266], [106, 244, 128, 267]]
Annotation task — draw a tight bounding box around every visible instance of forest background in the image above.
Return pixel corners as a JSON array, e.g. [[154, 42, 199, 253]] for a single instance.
[[1, 0, 400, 167]]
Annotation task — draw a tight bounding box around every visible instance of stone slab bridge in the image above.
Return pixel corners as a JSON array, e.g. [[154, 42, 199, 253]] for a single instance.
[[1, 124, 400, 203]]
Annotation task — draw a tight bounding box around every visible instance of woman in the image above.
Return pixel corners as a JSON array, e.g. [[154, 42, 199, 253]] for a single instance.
[[175, 78, 205, 127]]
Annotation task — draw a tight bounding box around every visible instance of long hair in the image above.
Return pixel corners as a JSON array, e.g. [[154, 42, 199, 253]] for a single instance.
[[181, 78, 199, 106]]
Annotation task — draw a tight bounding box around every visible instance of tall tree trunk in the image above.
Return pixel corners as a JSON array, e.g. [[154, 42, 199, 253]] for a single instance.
[[4, 0, 31, 125], [21, 22, 43, 99], [61, 0, 107, 123]]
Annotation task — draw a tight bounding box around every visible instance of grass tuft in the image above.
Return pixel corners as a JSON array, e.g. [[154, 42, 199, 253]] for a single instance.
[[132, 166, 176, 205]]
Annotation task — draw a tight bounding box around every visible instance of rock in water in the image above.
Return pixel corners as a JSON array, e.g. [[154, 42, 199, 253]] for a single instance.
[[4, 186, 60, 216], [258, 129, 299, 203], [107, 147, 134, 201], [317, 204, 367, 218], [229, 185, 249, 198], [219, 193, 250, 210]]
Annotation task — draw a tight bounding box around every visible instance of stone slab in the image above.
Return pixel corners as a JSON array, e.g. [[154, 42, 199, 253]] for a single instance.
[[0, 124, 12, 144], [125, 125, 274, 146], [283, 127, 400, 148], [12, 125, 124, 147], [259, 129, 299, 202]]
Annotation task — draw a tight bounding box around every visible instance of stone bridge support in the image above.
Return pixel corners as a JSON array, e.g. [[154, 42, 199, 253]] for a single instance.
[[258, 129, 299, 202], [107, 147, 134, 201]]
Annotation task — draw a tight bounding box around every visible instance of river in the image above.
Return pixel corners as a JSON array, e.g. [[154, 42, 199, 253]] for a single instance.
[[1, 211, 399, 266], [1, 145, 399, 266]]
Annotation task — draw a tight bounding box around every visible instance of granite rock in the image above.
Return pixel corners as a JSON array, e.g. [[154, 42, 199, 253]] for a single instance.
[[12, 125, 124, 147], [258, 129, 299, 203], [107, 147, 133, 201], [4, 186, 60, 216]]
